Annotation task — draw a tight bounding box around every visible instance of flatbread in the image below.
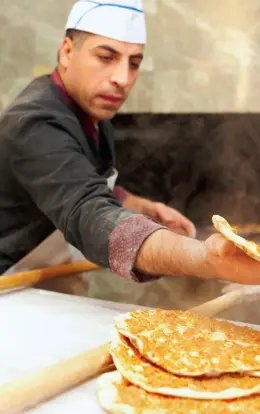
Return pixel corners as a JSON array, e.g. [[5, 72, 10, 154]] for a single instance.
[[212, 215, 260, 261], [110, 330, 260, 400], [224, 223, 260, 236], [250, 371, 260, 377], [115, 309, 260, 377], [97, 371, 260, 414], [207, 223, 260, 237]]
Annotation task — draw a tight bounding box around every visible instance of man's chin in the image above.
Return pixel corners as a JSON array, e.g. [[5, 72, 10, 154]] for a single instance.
[[95, 107, 120, 121]]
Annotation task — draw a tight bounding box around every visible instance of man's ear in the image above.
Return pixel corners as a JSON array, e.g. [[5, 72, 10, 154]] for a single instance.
[[59, 37, 75, 69]]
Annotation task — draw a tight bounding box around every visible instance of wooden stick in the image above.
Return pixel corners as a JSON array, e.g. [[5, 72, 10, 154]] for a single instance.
[[221, 282, 243, 294], [190, 285, 260, 318], [0, 342, 113, 414], [0, 260, 101, 292]]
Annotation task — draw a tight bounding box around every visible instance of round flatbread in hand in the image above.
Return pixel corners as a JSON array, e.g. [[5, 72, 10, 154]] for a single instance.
[[212, 215, 260, 261]]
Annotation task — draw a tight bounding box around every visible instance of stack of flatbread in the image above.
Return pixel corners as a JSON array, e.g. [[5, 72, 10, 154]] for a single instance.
[[97, 309, 260, 413]]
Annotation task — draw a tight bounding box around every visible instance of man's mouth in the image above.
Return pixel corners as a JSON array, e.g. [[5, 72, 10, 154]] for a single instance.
[[99, 95, 124, 104]]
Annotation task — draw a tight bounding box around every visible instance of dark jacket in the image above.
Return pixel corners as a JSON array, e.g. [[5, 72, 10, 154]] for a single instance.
[[0, 75, 137, 274]]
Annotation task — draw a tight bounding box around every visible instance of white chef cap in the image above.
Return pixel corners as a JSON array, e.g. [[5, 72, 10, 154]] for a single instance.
[[65, 0, 146, 44]]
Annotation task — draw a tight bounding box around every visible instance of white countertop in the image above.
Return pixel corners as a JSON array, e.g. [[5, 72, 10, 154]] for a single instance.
[[0, 288, 259, 413], [0, 288, 147, 413]]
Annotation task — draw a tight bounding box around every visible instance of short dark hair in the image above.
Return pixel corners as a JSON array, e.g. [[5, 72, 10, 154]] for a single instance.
[[57, 29, 89, 62], [65, 29, 89, 46]]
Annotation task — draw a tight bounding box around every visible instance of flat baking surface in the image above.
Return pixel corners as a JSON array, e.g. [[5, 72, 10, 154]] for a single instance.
[[0, 289, 259, 413], [0, 289, 148, 413]]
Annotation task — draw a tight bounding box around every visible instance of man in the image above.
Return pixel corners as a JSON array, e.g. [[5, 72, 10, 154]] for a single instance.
[[0, 0, 259, 287]]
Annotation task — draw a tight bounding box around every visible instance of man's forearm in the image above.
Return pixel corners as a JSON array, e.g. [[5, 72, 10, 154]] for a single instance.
[[135, 229, 214, 279]]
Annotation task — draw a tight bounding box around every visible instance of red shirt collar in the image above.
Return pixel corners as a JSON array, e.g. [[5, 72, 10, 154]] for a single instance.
[[50, 68, 98, 144]]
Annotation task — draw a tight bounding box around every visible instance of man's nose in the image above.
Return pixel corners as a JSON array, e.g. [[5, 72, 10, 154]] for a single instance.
[[110, 62, 129, 89]]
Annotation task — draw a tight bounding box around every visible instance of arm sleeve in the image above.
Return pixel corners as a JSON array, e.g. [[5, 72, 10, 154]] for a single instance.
[[113, 185, 131, 202], [10, 121, 164, 280]]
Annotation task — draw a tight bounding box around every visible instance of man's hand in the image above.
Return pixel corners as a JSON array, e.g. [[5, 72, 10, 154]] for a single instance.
[[148, 202, 196, 238], [135, 229, 260, 285], [204, 233, 260, 285], [123, 194, 196, 238]]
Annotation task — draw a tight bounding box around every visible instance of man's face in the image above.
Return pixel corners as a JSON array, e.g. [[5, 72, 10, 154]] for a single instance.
[[59, 33, 144, 122]]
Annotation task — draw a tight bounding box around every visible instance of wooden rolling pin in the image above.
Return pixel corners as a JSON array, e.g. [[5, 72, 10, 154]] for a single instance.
[[190, 284, 260, 317], [0, 289, 259, 413], [0, 260, 101, 292], [0, 342, 113, 413]]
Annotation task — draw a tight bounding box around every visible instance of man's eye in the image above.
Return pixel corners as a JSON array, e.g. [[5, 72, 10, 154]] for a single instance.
[[131, 62, 140, 70], [99, 55, 113, 62]]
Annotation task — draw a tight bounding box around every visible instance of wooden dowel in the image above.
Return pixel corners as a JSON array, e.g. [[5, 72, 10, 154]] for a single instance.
[[0, 260, 101, 291]]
